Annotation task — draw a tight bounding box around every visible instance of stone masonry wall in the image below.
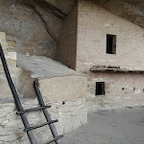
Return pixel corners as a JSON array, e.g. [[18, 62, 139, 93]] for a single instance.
[[75, 0, 144, 110], [87, 73, 144, 110], [76, 0, 144, 72], [0, 32, 20, 101], [0, 97, 87, 144], [0, 32, 87, 144], [56, 5, 77, 69]]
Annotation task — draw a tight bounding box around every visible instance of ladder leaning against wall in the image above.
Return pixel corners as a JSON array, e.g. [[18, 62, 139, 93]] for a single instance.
[[0, 44, 63, 144]]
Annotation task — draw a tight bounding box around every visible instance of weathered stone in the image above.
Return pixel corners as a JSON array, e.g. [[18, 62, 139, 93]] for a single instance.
[[0, 97, 87, 144], [45, 0, 76, 14], [95, 0, 144, 29], [49, 98, 87, 133], [86, 73, 144, 111], [0, 32, 88, 143], [0, 0, 144, 60], [39, 76, 87, 102], [17, 53, 80, 98], [0, 32, 20, 99], [0, 0, 63, 58]]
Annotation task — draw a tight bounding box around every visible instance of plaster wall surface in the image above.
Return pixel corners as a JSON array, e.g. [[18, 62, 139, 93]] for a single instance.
[[57, 6, 77, 69], [76, 0, 144, 72], [87, 73, 144, 110]]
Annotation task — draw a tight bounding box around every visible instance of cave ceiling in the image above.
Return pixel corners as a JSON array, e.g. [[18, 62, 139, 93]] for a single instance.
[[0, 0, 143, 28], [0, 0, 143, 57], [95, 0, 144, 29], [45, 0, 144, 29]]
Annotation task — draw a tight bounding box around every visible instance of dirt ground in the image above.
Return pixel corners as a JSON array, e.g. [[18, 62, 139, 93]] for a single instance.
[[61, 108, 144, 144]]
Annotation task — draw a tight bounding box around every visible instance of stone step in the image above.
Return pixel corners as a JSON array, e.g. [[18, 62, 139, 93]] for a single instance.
[[17, 53, 78, 79], [17, 53, 87, 102], [17, 53, 88, 135]]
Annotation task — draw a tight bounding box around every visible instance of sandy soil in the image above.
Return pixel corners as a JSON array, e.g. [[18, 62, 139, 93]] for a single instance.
[[61, 108, 144, 144]]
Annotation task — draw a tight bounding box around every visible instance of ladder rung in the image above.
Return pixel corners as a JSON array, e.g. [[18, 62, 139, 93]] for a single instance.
[[16, 105, 51, 115], [46, 135, 64, 144], [24, 119, 58, 132]]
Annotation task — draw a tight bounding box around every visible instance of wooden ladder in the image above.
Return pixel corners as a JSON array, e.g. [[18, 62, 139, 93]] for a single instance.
[[0, 44, 63, 144]]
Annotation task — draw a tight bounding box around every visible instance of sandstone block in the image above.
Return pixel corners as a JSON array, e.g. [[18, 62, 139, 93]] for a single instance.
[[38, 76, 87, 102], [49, 98, 87, 133]]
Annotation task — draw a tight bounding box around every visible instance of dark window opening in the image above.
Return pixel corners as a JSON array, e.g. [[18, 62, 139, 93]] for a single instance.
[[96, 82, 105, 95], [106, 34, 116, 54]]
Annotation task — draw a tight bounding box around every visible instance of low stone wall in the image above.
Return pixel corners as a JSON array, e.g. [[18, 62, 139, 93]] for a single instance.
[[0, 32, 88, 144], [48, 98, 87, 133], [0, 97, 87, 144]]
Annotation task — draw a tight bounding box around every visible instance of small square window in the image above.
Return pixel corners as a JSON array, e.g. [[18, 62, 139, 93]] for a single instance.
[[95, 82, 105, 96], [106, 34, 116, 54]]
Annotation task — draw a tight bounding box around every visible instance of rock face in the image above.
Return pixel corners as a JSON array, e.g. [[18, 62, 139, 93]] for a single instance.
[[95, 0, 144, 29], [45, 0, 76, 14], [0, 0, 143, 59], [0, 0, 76, 58], [0, 0, 63, 58]]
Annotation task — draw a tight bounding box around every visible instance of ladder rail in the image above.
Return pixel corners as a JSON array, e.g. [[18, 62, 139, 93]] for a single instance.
[[0, 44, 63, 144], [33, 80, 63, 144], [0, 45, 37, 144]]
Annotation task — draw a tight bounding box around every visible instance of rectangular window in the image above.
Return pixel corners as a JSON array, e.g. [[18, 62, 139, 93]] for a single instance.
[[96, 82, 105, 96], [106, 34, 116, 54]]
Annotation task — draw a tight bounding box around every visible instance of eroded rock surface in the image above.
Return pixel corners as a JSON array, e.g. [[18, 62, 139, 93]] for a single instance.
[[0, 0, 143, 59], [95, 0, 144, 29], [0, 0, 73, 58]]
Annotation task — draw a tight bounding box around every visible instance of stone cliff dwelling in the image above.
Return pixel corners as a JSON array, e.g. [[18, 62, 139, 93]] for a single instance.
[[0, 0, 144, 143]]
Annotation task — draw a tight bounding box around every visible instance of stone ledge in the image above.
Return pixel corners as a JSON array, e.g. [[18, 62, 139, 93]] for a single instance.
[[90, 65, 144, 73]]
